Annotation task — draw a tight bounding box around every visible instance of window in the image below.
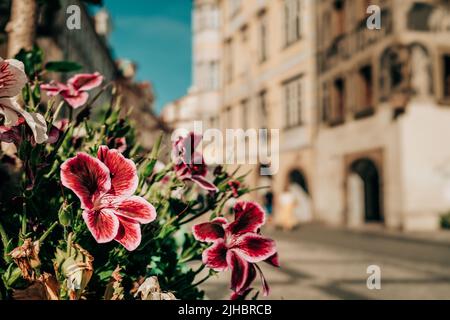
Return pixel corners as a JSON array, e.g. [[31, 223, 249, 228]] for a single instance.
[[239, 25, 248, 75], [241, 99, 249, 129], [259, 13, 268, 62], [284, 76, 302, 128], [258, 91, 268, 128], [444, 55, 450, 99], [284, 0, 301, 46], [225, 39, 234, 83], [208, 61, 220, 90], [224, 106, 232, 129], [358, 65, 373, 110], [209, 116, 218, 129], [333, 0, 346, 38], [197, 4, 220, 31], [332, 78, 346, 124]]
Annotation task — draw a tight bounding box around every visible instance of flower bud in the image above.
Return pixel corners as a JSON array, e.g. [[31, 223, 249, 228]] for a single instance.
[[58, 201, 72, 227]]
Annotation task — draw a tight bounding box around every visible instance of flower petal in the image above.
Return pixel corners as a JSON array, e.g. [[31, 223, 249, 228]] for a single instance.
[[82, 209, 119, 243], [21, 112, 48, 144], [0, 58, 27, 97], [0, 99, 19, 127], [61, 90, 89, 109], [226, 251, 250, 293], [114, 216, 142, 251], [40, 82, 67, 97], [265, 253, 280, 267], [68, 72, 103, 91], [0, 97, 48, 143], [61, 153, 111, 209], [192, 217, 227, 243], [227, 201, 266, 235], [202, 239, 228, 271], [191, 175, 218, 192], [97, 146, 138, 197], [115, 196, 156, 224], [232, 233, 277, 263]]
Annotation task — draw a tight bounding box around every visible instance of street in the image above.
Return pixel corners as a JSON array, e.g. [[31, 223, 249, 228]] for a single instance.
[[200, 224, 450, 300]]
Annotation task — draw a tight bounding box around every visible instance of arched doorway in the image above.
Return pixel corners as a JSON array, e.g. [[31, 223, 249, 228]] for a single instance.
[[349, 159, 383, 223], [289, 169, 309, 194]]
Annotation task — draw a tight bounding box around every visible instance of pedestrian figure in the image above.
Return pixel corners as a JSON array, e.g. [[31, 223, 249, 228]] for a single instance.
[[276, 186, 299, 231]]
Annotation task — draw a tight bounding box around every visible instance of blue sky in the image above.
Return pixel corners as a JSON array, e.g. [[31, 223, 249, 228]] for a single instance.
[[101, 0, 193, 113]]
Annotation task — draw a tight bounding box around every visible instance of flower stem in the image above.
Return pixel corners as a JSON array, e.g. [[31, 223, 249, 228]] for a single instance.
[[187, 274, 210, 290], [20, 199, 27, 243], [39, 221, 58, 243], [0, 220, 9, 249]]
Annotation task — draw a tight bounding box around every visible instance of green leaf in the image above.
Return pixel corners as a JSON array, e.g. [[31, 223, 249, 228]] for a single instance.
[[45, 61, 83, 73]]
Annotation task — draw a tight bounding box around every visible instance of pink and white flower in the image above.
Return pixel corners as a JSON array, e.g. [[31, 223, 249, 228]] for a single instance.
[[172, 132, 217, 192], [41, 72, 103, 109], [0, 57, 48, 144], [61, 145, 157, 251], [193, 201, 279, 298]]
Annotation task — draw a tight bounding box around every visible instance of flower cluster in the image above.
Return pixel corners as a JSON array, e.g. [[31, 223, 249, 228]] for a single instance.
[[0, 47, 278, 301], [193, 201, 279, 298]]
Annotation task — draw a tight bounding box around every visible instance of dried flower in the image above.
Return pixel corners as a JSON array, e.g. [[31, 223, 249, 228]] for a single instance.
[[54, 243, 94, 300], [104, 266, 124, 300], [134, 276, 176, 300], [9, 239, 41, 281], [12, 272, 59, 300]]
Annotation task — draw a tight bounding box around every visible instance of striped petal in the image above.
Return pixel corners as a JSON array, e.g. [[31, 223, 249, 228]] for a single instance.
[[202, 239, 228, 271], [232, 233, 277, 263], [227, 251, 250, 294], [61, 153, 111, 209], [97, 145, 138, 198], [68, 72, 103, 91], [227, 201, 266, 235], [82, 209, 119, 243], [114, 216, 142, 251], [60, 90, 89, 109], [115, 196, 156, 224], [193, 217, 227, 243]]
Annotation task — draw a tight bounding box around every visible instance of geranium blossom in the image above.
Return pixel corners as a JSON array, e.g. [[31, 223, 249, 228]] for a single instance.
[[0, 57, 48, 144], [41, 72, 103, 109], [193, 201, 279, 298], [172, 132, 217, 192], [61, 145, 156, 251]]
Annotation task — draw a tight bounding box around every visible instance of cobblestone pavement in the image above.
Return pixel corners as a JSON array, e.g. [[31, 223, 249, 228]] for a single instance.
[[200, 224, 450, 300]]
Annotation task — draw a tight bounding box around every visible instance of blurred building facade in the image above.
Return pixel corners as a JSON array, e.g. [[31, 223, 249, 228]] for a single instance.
[[217, 0, 316, 223], [315, 0, 450, 231], [165, 0, 450, 232], [162, 0, 221, 133]]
